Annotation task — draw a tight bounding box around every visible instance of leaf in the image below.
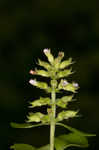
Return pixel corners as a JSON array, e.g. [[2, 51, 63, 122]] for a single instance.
[[56, 110, 78, 121], [56, 95, 73, 108], [54, 52, 64, 69], [27, 112, 44, 123], [38, 144, 50, 150], [10, 122, 48, 128], [55, 133, 89, 150], [30, 97, 50, 108], [10, 144, 35, 150], [41, 115, 50, 124], [56, 123, 96, 137], [36, 81, 49, 90], [57, 69, 72, 79], [59, 58, 73, 69], [38, 59, 51, 70], [36, 69, 50, 77], [11, 123, 35, 128]]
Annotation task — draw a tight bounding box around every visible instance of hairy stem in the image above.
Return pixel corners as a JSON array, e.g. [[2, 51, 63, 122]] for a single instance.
[[50, 90, 56, 150]]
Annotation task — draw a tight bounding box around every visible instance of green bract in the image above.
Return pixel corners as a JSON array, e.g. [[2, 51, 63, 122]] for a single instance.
[[10, 49, 95, 150], [29, 97, 50, 108], [56, 110, 78, 121], [56, 95, 74, 108], [27, 112, 44, 123]]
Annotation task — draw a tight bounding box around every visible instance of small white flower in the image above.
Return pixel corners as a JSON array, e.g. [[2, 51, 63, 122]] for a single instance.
[[73, 83, 79, 88], [62, 80, 69, 86], [29, 79, 37, 85], [43, 48, 50, 54]]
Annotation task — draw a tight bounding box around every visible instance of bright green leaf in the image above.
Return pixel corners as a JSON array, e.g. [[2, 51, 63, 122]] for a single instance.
[[56, 95, 73, 108], [30, 97, 50, 108], [27, 112, 44, 123], [38, 59, 51, 70], [59, 58, 73, 69], [54, 52, 64, 69], [36, 69, 50, 77], [56, 110, 78, 121], [41, 115, 50, 123], [57, 69, 72, 79]]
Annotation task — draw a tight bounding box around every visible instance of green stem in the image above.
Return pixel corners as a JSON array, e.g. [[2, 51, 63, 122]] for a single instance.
[[50, 90, 56, 150]]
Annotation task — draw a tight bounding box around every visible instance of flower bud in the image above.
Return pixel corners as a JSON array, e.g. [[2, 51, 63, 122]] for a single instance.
[[43, 48, 54, 64], [29, 79, 37, 86], [73, 82, 79, 88], [43, 48, 50, 54], [62, 80, 69, 86], [58, 51, 64, 58], [29, 70, 37, 75]]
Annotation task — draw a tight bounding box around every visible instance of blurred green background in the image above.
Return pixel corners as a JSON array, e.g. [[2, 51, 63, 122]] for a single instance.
[[0, 0, 98, 150]]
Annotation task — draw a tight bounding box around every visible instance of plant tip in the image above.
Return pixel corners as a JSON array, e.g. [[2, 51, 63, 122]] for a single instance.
[[73, 83, 79, 88], [29, 79, 37, 85], [43, 48, 50, 54], [29, 70, 37, 75]]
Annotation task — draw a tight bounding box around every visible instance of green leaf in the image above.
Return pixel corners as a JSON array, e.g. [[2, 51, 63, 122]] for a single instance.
[[57, 69, 72, 79], [56, 95, 73, 108], [41, 115, 50, 123], [27, 112, 44, 123], [10, 122, 48, 128], [56, 110, 78, 121], [55, 133, 89, 150], [36, 81, 49, 90], [59, 58, 73, 69], [54, 52, 64, 69], [30, 97, 50, 108], [38, 59, 51, 70], [11, 123, 35, 128], [56, 123, 96, 137], [38, 144, 50, 150], [10, 144, 35, 150], [36, 69, 50, 77]]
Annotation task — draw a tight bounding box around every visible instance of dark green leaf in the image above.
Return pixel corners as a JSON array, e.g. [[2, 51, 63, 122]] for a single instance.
[[11, 122, 49, 128], [38, 144, 50, 150], [10, 144, 35, 150], [56, 123, 96, 137], [55, 133, 89, 150]]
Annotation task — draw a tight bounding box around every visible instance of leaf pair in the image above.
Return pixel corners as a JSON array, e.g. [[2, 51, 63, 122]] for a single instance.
[[10, 122, 95, 150]]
